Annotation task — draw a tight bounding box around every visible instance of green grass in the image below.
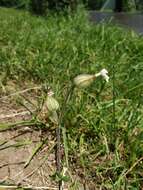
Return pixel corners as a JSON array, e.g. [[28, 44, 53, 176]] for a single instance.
[[0, 7, 143, 189]]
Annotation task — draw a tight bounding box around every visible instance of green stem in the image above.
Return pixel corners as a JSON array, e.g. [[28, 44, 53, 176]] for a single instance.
[[56, 84, 75, 190], [112, 61, 116, 130]]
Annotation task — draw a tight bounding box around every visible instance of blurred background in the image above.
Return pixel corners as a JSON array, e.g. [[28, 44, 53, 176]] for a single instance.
[[0, 0, 143, 14]]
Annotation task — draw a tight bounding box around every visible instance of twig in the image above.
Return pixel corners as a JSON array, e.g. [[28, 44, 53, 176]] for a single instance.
[[0, 110, 34, 120], [20, 93, 37, 108], [24, 137, 48, 168], [19, 143, 55, 182], [0, 130, 34, 153], [0, 86, 42, 101], [17, 99, 34, 115], [0, 141, 32, 151], [0, 161, 25, 169], [56, 124, 61, 174], [123, 156, 143, 177], [115, 156, 143, 186]]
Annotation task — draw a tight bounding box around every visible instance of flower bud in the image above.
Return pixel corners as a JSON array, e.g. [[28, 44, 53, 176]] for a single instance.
[[46, 91, 59, 112], [74, 74, 95, 88]]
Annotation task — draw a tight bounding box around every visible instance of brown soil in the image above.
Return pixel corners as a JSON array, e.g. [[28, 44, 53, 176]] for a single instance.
[[0, 82, 88, 190], [0, 82, 57, 188]]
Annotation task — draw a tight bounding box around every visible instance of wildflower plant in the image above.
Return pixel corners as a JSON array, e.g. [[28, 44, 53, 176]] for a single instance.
[[48, 68, 110, 189]]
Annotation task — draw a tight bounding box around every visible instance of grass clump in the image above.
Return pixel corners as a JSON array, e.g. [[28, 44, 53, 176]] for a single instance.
[[0, 7, 143, 189]]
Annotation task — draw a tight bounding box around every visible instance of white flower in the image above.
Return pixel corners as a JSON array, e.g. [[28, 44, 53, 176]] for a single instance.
[[95, 69, 109, 82], [47, 90, 54, 97]]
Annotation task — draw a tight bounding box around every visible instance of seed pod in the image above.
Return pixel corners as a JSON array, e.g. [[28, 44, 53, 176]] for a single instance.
[[49, 111, 59, 124], [74, 74, 95, 88], [46, 96, 59, 112]]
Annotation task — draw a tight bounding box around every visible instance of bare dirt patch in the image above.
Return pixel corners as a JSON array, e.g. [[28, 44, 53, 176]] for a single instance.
[[0, 82, 58, 188]]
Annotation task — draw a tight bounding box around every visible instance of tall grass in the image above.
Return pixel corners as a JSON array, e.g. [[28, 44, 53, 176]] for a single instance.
[[0, 7, 143, 189]]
